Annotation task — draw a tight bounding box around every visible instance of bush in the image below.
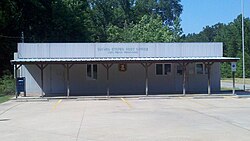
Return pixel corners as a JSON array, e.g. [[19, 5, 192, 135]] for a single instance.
[[0, 71, 15, 96]]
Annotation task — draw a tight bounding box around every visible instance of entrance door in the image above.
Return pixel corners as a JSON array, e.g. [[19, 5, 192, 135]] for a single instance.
[[50, 65, 65, 94], [175, 64, 183, 93]]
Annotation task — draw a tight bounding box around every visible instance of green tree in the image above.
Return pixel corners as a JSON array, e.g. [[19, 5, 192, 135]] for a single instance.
[[172, 17, 183, 41], [50, 0, 90, 42], [183, 15, 250, 78], [107, 15, 173, 42], [0, 0, 184, 75], [0, 0, 21, 75], [88, 0, 183, 41]]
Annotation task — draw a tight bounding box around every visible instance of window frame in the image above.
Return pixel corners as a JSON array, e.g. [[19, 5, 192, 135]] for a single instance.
[[156, 64, 163, 75], [86, 64, 97, 80], [155, 63, 172, 76], [195, 63, 206, 75]]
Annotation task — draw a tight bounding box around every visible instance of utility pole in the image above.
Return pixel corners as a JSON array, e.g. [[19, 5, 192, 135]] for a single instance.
[[241, 0, 245, 91], [21, 31, 24, 43]]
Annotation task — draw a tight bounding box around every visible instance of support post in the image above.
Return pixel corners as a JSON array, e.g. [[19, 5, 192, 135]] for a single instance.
[[145, 65, 148, 96], [15, 64, 18, 99], [15, 64, 22, 99], [107, 66, 110, 97], [66, 64, 70, 97], [207, 64, 211, 95], [182, 63, 187, 96], [232, 71, 235, 95], [64, 64, 73, 98], [41, 64, 44, 98], [205, 62, 213, 95], [102, 64, 113, 98], [36, 64, 48, 98], [141, 63, 152, 96], [242, 0, 245, 91]]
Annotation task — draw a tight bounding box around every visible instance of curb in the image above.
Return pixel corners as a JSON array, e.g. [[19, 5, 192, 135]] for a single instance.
[[10, 94, 249, 102]]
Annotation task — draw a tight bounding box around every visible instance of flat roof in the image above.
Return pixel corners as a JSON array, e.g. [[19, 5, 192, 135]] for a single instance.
[[11, 57, 240, 64]]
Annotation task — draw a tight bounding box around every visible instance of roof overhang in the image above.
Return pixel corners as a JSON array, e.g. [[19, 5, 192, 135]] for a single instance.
[[11, 57, 240, 65]]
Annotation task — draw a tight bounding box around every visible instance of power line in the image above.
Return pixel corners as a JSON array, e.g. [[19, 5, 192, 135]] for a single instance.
[[0, 33, 31, 42], [21, 31, 24, 43], [0, 34, 21, 39]]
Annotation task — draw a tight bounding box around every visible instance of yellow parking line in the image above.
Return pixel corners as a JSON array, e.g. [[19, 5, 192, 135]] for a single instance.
[[121, 98, 132, 108], [52, 99, 62, 110], [224, 96, 234, 99]]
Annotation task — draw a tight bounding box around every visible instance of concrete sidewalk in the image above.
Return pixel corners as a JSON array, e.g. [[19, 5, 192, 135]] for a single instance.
[[1, 98, 250, 141], [13, 93, 239, 102]]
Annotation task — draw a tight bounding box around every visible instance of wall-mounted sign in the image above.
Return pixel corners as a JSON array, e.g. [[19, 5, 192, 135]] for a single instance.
[[97, 47, 148, 54], [231, 62, 237, 72], [119, 63, 127, 72]]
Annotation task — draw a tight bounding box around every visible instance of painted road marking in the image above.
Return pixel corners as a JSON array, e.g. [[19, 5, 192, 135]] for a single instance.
[[224, 96, 234, 99], [52, 99, 62, 110], [121, 98, 132, 108]]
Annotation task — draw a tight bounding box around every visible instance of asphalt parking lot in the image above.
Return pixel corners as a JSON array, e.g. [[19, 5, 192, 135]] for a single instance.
[[1, 96, 250, 141]]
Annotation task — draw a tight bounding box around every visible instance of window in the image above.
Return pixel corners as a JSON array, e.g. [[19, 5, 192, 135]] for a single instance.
[[195, 63, 204, 74], [156, 64, 163, 75], [87, 64, 97, 80], [177, 65, 183, 75], [164, 64, 171, 75], [156, 64, 171, 75]]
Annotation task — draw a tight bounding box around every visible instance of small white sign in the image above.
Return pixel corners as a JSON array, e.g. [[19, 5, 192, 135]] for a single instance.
[[231, 62, 237, 72]]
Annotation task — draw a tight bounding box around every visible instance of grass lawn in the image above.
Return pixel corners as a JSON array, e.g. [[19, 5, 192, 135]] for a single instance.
[[221, 87, 240, 91], [221, 78, 250, 84], [0, 94, 13, 104], [221, 87, 232, 91]]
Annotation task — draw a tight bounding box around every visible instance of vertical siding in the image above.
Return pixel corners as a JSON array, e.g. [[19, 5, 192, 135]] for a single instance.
[[18, 42, 222, 96], [18, 43, 223, 59], [23, 63, 221, 96]]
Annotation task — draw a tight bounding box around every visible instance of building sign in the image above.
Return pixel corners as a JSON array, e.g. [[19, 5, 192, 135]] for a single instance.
[[231, 62, 237, 72], [119, 63, 127, 72], [96, 46, 149, 57]]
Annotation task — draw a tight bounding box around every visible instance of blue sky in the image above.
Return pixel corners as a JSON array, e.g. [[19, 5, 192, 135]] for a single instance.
[[181, 0, 250, 34]]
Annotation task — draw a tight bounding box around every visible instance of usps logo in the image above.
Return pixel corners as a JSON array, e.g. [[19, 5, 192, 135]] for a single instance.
[[119, 63, 127, 72]]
